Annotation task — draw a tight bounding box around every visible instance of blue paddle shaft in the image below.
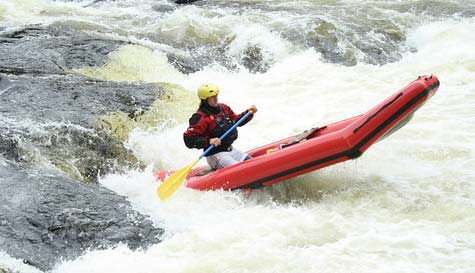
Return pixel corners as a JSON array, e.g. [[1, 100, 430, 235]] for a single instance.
[[199, 111, 252, 159]]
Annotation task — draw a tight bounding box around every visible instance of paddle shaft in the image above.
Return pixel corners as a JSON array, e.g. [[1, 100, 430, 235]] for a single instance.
[[199, 110, 252, 159]]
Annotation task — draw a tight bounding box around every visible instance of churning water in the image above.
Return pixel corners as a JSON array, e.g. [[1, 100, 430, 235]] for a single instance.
[[1, 0, 474, 272]]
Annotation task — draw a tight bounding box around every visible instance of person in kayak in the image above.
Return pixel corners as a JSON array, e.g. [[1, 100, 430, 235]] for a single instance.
[[183, 83, 257, 170]]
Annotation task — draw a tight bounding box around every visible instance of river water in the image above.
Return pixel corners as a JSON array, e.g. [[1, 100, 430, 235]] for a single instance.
[[1, 0, 475, 272]]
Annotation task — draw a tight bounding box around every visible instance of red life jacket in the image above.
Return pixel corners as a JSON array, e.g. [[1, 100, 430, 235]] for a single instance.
[[183, 103, 252, 156]]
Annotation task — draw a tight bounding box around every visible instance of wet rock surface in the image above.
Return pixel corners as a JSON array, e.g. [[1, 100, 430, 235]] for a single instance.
[[0, 73, 161, 127], [175, 0, 199, 4], [0, 73, 162, 182], [0, 24, 124, 76], [287, 18, 409, 66], [166, 45, 238, 74], [0, 25, 164, 272], [0, 22, 165, 182], [0, 160, 162, 271]]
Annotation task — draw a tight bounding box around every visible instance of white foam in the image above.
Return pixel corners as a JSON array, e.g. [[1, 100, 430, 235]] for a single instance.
[[91, 17, 475, 273], [3, 1, 475, 272], [0, 252, 43, 273]]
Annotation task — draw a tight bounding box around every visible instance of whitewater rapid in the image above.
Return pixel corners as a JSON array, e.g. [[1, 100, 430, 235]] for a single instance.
[[50, 19, 475, 273], [1, 1, 474, 273]]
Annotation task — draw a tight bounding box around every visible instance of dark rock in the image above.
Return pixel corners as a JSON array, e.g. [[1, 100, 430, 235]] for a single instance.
[[305, 20, 359, 66], [281, 17, 409, 66], [175, 0, 199, 4], [241, 45, 270, 73], [0, 24, 164, 270], [166, 52, 203, 74], [166, 45, 239, 74], [0, 24, 124, 76], [0, 23, 165, 182], [0, 73, 162, 182], [460, 9, 475, 17], [0, 73, 162, 126], [0, 131, 24, 162], [0, 160, 163, 271]]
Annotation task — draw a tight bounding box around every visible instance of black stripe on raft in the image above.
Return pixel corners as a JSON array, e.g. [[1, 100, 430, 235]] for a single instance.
[[234, 80, 440, 190], [353, 92, 403, 133]]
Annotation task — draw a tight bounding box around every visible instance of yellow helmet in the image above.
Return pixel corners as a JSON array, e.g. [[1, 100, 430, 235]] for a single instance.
[[197, 83, 220, 100]]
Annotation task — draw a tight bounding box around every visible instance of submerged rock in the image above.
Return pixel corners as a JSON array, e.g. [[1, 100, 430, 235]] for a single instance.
[[281, 16, 409, 66], [152, 3, 176, 13], [0, 160, 162, 271], [0, 130, 24, 163], [166, 45, 239, 74], [240, 45, 271, 73], [305, 20, 358, 66]]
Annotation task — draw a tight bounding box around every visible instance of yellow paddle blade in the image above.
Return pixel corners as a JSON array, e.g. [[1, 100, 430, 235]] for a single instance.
[[157, 159, 199, 201]]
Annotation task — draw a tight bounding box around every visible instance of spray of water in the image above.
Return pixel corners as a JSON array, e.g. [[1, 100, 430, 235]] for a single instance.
[[2, 0, 475, 272]]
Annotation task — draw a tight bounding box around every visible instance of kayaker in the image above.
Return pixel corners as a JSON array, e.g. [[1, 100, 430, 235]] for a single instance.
[[183, 83, 257, 170]]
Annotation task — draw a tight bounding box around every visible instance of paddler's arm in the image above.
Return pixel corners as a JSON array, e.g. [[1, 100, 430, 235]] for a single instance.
[[222, 104, 257, 126], [236, 105, 257, 126]]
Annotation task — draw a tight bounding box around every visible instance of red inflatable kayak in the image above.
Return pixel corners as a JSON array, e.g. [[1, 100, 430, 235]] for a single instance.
[[155, 75, 439, 191]]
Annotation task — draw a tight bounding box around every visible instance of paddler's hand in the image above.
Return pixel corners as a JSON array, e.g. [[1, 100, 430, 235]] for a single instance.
[[249, 105, 258, 114], [210, 138, 221, 147]]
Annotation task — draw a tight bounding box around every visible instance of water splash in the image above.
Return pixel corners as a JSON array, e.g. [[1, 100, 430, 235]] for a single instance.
[[3, 1, 475, 273]]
